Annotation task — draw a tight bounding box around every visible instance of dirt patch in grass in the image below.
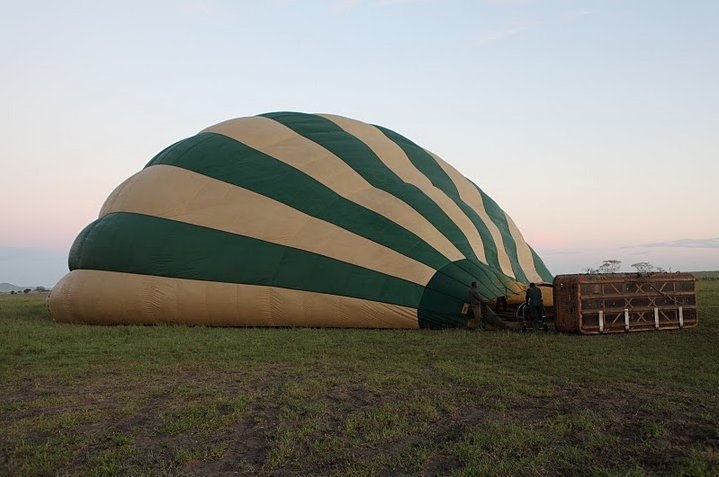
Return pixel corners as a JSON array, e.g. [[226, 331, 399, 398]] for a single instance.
[[5, 367, 717, 476]]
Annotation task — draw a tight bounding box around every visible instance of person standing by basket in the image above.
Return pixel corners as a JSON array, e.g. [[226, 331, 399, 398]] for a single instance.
[[525, 283, 543, 331], [468, 281, 486, 331]]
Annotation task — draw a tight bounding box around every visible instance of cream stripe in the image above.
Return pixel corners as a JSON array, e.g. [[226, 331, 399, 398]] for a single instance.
[[100, 164, 436, 286], [49, 270, 419, 328], [504, 213, 543, 283], [202, 117, 464, 263], [99, 172, 136, 218], [321, 114, 489, 265], [424, 150, 516, 278]]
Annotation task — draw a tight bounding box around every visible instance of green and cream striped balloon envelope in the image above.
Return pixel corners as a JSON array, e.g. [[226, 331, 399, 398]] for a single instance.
[[49, 112, 552, 328]]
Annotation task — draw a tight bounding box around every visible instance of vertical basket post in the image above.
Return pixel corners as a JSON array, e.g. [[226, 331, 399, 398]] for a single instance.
[[679, 306, 684, 328], [624, 308, 629, 332]]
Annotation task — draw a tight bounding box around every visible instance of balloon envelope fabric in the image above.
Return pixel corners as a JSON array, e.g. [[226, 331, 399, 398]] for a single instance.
[[49, 112, 553, 328]]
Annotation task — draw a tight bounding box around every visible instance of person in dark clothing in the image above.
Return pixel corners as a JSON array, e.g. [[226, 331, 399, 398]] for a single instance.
[[468, 281, 486, 331], [496, 296, 507, 312], [468, 282, 509, 331], [525, 283, 543, 330]]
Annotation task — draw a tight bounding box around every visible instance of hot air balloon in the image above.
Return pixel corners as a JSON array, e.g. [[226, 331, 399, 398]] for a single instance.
[[48, 112, 552, 328]]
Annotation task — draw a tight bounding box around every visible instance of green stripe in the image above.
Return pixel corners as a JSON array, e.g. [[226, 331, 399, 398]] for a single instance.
[[374, 125, 504, 274], [430, 253, 508, 301], [529, 246, 554, 282], [419, 261, 476, 329], [375, 125, 531, 285], [418, 259, 524, 329], [144, 132, 451, 273], [260, 112, 479, 263], [471, 182, 530, 284], [375, 125, 535, 293], [261, 112, 508, 297], [70, 212, 425, 308], [147, 131, 502, 297], [145, 120, 528, 300], [69, 212, 516, 328]]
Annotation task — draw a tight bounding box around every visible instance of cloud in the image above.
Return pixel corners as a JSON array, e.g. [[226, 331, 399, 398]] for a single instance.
[[182, 0, 215, 15], [483, 0, 533, 4], [631, 238, 719, 249], [333, 0, 362, 11], [475, 20, 535, 47], [473, 8, 595, 47], [378, 0, 435, 4], [561, 9, 599, 20], [333, 0, 434, 11]]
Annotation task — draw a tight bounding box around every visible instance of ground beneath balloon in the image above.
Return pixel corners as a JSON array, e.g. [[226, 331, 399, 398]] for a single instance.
[[2, 283, 719, 476]]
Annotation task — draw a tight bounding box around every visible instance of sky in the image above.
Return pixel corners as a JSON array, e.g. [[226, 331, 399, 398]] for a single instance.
[[1, 0, 718, 287]]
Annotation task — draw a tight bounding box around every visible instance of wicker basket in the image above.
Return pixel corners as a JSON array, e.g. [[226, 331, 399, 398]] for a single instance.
[[553, 273, 698, 334]]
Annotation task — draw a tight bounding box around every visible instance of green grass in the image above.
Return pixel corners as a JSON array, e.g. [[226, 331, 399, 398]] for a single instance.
[[1, 273, 718, 476]]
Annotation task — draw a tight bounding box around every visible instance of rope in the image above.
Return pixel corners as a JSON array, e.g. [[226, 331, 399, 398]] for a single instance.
[[635, 274, 688, 306]]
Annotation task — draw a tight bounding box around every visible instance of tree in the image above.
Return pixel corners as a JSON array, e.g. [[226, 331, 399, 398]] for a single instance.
[[598, 260, 622, 273], [34, 286, 47, 292], [23, 288, 31, 294], [631, 262, 654, 273]]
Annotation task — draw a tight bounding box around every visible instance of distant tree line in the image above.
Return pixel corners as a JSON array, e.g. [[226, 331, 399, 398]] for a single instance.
[[8, 286, 48, 295], [583, 260, 668, 274]]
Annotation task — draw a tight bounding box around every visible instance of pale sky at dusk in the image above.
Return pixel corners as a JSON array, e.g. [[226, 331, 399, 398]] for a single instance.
[[1, 0, 718, 287]]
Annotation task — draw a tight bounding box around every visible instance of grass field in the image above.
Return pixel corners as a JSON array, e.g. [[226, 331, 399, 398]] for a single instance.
[[1, 273, 718, 476]]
